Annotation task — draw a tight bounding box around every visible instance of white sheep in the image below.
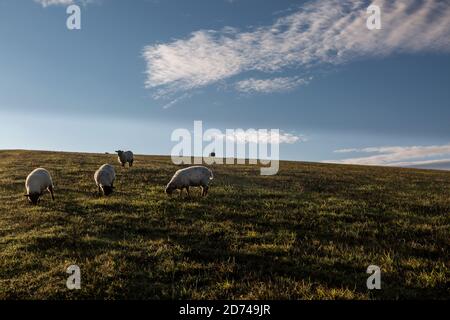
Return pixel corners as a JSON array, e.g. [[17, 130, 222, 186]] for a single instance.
[[24, 168, 55, 205], [165, 166, 214, 197], [94, 164, 116, 196], [115, 150, 134, 167]]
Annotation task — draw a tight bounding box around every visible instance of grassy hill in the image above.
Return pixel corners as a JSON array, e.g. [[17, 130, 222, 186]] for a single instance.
[[0, 150, 448, 300]]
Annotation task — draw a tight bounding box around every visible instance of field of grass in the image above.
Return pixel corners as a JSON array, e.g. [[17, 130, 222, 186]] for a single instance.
[[0, 150, 448, 300]]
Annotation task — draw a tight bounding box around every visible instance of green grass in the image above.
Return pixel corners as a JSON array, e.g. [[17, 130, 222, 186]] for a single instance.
[[0, 150, 448, 300]]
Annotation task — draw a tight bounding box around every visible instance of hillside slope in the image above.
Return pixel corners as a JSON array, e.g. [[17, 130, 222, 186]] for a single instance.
[[0, 150, 448, 299]]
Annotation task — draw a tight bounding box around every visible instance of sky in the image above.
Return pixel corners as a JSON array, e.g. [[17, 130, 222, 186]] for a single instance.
[[1, 0, 450, 169]]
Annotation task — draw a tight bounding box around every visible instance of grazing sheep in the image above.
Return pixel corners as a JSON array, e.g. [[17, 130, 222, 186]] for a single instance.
[[166, 166, 214, 198], [94, 164, 116, 196], [24, 168, 55, 205], [116, 150, 134, 167]]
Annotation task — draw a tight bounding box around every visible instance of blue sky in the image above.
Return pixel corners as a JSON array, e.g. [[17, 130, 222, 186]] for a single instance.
[[1, 0, 450, 169]]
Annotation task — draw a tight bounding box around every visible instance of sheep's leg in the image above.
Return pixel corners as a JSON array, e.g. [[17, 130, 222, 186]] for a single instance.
[[179, 189, 183, 198], [98, 186, 102, 194], [186, 187, 191, 198], [203, 186, 209, 197], [129, 160, 133, 167], [48, 186, 55, 201]]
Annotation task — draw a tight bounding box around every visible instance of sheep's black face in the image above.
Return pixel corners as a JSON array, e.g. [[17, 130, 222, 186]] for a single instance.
[[102, 186, 114, 196], [165, 185, 175, 196], [27, 193, 40, 205]]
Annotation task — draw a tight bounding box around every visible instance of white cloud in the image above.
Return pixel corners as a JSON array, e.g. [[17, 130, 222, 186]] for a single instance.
[[327, 144, 450, 166], [334, 148, 360, 153], [34, 0, 96, 7], [210, 130, 306, 145], [143, 0, 450, 96], [388, 158, 450, 167], [35, 0, 73, 6], [235, 77, 311, 93]]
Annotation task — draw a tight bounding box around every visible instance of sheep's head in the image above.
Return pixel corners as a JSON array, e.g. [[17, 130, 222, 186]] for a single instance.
[[115, 150, 124, 156], [25, 193, 40, 205], [102, 186, 114, 196], [165, 183, 176, 196]]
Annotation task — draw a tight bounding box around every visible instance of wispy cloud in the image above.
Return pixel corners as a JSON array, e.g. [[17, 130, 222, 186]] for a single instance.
[[388, 158, 450, 168], [327, 144, 450, 166], [143, 0, 450, 96], [34, 0, 95, 7], [34, 0, 73, 7], [161, 93, 192, 109], [209, 131, 306, 144], [235, 76, 311, 94]]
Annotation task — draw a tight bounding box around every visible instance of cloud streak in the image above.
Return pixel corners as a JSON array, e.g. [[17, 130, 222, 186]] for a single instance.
[[235, 77, 311, 93], [327, 144, 450, 166], [34, 0, 95, 7], [161, 93, 192, 109], [209, 131, 306, 145], [143, 0, 450, 96], [34, 0, 73, 6]]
